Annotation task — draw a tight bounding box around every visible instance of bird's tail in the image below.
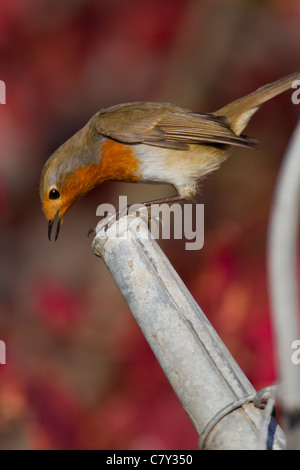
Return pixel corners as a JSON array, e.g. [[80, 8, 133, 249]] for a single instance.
[[214, 71, 300, 135]]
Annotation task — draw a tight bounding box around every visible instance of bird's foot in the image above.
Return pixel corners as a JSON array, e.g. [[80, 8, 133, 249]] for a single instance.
[[87, 204, 160, 240], [87, 207, 126, 239]]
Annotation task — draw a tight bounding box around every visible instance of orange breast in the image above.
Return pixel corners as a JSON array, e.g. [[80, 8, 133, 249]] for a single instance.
[[99, 139, 141, 182]]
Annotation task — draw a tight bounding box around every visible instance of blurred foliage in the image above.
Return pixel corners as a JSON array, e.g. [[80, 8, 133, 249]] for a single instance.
[[0, 0, 299, 449]]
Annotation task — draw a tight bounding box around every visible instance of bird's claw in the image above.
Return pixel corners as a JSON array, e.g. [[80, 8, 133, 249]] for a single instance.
[[88, 205, 160, 240], [94, 207, 129, 234], [87, 227, 96, 240]]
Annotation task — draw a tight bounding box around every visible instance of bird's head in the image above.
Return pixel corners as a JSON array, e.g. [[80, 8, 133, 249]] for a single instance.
[[40, 136, 102, 241], [39, 147, 78, 241]]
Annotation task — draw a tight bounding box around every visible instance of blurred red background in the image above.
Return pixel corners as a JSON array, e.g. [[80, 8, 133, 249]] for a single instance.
[[0, 0, 299, 450]]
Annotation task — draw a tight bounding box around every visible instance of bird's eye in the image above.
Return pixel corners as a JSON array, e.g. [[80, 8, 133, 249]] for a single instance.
[[49, 188, 60, 200]]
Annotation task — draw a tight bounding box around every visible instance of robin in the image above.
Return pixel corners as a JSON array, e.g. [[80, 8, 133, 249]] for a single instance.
[[40, 72, 299, 240]]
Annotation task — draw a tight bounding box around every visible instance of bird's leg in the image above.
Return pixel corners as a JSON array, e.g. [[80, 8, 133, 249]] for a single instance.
[[142, 194, 185, 208], [133, 194, 185, 228]]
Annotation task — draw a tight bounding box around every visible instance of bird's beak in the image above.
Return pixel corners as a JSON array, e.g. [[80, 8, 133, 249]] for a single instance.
[[48, 210, 61, 241]]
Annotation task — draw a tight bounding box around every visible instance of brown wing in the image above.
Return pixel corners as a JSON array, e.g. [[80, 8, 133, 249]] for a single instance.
[[94, 102, 258, 150]]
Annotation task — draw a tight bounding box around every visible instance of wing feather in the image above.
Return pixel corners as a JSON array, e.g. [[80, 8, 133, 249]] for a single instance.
[[95, 102, 258, 150]]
